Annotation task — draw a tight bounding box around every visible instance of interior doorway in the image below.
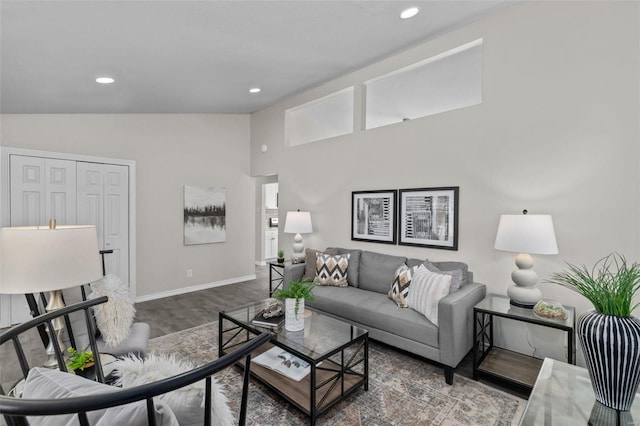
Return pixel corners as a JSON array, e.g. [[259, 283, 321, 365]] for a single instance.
[[254, 176, 278, 265]]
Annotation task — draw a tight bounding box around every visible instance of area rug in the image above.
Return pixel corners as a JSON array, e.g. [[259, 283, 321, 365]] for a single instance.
[[148, 322, 526, 425]]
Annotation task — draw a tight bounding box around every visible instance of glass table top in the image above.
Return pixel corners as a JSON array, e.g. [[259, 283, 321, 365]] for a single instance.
[[520, 358, 640, 425], [476, 294, 575, 330], [221, 300, 368, 361]]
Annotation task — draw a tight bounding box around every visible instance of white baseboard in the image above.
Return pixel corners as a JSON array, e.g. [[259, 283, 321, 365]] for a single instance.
[[135, 274, 257, 303]]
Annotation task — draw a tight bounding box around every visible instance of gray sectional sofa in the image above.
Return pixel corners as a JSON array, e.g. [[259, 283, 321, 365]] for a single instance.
[[283, 248, 486, 384]]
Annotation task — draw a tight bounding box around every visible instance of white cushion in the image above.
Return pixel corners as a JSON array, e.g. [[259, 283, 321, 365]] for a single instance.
[[113, 353, 233, 426], [89, 275, 136, 347], [22, 367, 178, 426], [406, 265, 451, 326]]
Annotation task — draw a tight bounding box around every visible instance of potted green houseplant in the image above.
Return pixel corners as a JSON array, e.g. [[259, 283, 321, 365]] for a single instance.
[[277, 249, 285, 264], [546, 253, 640, 411], [273, 278, 315, 331], [67, 346, 95, 378]]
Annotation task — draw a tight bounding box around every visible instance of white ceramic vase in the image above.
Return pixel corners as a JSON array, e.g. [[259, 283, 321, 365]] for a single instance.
[[285, 298, 305, 332]]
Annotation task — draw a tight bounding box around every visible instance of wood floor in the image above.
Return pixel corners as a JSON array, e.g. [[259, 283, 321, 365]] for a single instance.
[[135, 265, 270, 338]]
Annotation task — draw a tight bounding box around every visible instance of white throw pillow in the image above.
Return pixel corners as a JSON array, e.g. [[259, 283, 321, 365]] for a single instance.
[[113, 353, 233, 426], [22, 367, 178, 426], [406, 266, 452, 326], [89, 275, 136, 347]]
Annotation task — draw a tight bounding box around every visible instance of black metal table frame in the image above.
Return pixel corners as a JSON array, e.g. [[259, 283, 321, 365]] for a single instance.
[[473, 303, 576, 392], [268, 261, 285, 297], [218, 312, 369, 425]]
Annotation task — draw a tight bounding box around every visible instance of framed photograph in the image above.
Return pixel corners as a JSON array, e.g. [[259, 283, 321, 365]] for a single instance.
[[184, 185, 226, 245], [351, 190, 397, 244], [398, 187, 459, 250]]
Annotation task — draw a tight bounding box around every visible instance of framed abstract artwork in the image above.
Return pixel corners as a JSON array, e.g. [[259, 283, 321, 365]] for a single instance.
[[351, 190, 397, 244], [184, 185, 226, 245], [398, 187, 459, 250]]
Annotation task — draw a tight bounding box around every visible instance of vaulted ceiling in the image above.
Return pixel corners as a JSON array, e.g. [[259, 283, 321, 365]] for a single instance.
[[0, 1, 513, 114]]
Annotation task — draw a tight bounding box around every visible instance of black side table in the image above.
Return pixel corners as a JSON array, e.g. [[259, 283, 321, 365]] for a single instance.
[[473, 293, 575, 394], [268, 261, 287, 296]]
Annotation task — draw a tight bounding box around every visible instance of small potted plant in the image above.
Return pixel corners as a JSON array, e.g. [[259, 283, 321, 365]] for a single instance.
[[67, 346, 95, 377], [277, 249, 285, 264], [273, 278, 315, 331], [546, 253, 640, 411]]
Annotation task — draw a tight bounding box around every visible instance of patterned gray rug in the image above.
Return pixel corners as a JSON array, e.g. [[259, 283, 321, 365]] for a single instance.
[[148, 322, 526, 425]]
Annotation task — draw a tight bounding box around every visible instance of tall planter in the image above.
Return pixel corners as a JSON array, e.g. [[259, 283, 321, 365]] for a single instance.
[[579, 311, 640, 411], [285, 298, 305, 332]]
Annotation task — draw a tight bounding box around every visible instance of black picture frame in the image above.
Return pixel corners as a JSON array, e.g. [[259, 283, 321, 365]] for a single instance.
[[351, 190, 397, 244], [398, 186, 459, 250]]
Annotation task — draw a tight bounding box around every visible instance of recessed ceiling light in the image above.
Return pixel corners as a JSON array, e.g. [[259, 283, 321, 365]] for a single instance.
[[400, 7, 420, 19], [96, 77, 115, 84], [249, 87, 261, 94]]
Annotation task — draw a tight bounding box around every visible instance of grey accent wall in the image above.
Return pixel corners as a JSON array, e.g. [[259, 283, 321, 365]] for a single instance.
[[0, 114, 253, 298], [249, 0, 640, 363]]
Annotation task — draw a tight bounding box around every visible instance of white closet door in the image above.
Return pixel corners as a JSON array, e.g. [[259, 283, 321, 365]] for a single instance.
[[77, 162, 130, 287], [8, 155, 76, 324]]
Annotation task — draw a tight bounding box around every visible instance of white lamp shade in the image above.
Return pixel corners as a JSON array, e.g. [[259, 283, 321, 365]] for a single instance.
[[284, 211, 313, 234], [0, 225, 103, 294], [494, 214, 558, 255]]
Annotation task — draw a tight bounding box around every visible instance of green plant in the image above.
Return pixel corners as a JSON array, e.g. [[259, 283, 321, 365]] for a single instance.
[[273, 278, 315, 315], [277, 249, 284, 258], [67, 346, 94, 371], [545, 253, 640, 317]]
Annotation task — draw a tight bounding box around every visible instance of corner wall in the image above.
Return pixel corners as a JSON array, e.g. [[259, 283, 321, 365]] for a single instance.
[[0, 113, 254, 298], [250, 1, 640, 362]]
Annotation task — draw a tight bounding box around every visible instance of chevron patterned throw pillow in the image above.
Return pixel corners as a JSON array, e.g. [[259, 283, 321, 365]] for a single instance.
[[388, 264, 418, 308], [314, 253, 350, 287]]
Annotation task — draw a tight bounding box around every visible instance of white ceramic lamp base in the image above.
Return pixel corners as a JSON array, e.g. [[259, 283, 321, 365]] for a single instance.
[[291, 233, 305, 263], [507, 253, 542, 308]]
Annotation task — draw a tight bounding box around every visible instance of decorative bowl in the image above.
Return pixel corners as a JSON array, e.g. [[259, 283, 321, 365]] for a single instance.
[[533, 299, 568, 320]]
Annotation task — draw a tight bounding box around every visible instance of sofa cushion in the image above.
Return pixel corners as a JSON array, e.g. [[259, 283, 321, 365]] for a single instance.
[[406, 266, 451, 326], [358, 251, 407, 294], [308, 286, 438, 347], [304, 248, 339, 281], [328, 248, 362, 287], [22, 367, 178, 426], [314, 253, 350, 287]]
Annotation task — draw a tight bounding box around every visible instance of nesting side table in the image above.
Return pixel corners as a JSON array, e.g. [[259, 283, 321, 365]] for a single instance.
[[473, 294, 575, 393]]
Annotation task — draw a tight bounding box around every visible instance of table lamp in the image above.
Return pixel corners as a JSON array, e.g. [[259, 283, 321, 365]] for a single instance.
[[494, 210, 558, 308], [284, 210, 313, 263], [0, 223, 103, 367]]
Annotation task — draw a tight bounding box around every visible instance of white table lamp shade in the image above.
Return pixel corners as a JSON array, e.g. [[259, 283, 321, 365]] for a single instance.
[[284, 211, 312, 263], [0, 225, 103, 294], [284, 211, 313, 234], [494, 214, 558, 255]]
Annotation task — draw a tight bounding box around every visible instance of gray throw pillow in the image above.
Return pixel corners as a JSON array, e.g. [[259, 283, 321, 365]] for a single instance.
[[423, 260, 465, 293]]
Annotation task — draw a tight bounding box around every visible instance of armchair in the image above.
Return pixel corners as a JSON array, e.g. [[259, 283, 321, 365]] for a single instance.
[[0, 297, 270, 425]]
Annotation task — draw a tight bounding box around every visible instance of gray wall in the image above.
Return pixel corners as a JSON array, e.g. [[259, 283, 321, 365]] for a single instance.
[[250, 0, 640, 360], [0, 114, 254, 298]]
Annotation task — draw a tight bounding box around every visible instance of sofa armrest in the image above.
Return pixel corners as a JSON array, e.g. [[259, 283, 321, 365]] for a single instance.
[[438, 283, 487, 368], [283, 263, 305, 289]]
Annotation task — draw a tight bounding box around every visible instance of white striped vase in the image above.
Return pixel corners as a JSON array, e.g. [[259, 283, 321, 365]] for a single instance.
[[579, 311, 640, 411]]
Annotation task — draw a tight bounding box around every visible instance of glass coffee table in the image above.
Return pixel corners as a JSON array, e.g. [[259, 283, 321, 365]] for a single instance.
[[520, 358, 640, 425], [219, 300, 368, 425]]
